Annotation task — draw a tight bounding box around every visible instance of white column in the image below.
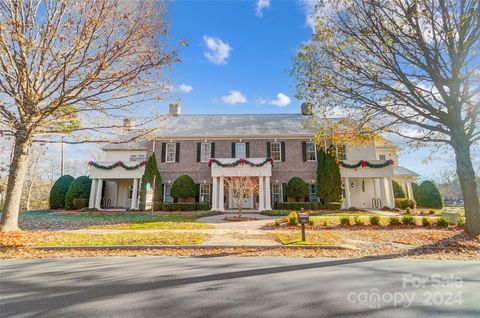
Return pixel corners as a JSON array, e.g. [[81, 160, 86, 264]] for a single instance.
[[219, 176, 225, 211], [258, 176, 265, 211], [388, 178, 395, 208], [344, 177, 351, 209], [88, 179, 97, 208], [265, 176, 271, 210], [95, 178, 103, 210], [131, 178, 139, 210], [379, 177, 388, 208], [211, 177, 218, 211], [407, 180, 414, 200]]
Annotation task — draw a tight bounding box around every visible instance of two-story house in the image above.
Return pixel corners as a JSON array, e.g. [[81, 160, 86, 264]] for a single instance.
[[88, 104, 418, 211]]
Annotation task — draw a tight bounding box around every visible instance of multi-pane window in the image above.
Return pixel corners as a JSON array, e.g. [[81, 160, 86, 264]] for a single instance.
[[200, 184, 211, 203], [379, 154, 386, 160], [235, 142, 246, 158], [270, 142, 281, 161], [200, 143, 212, 162], [166, 143, 176, 162], [272, 184, 283, 203], [309, 184, 318, 202], [337, 144, 347, 160], [306, 142, 316, 161], [163, 184, 173, 203]]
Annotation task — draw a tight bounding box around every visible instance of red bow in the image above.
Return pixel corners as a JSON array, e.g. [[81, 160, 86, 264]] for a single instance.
[[116, 161, 122, 167], [208, 159, 213, 167], [239, 158, 245, 166], [388, 159, 395, 165], [360, 160, 367, 168], [88, 160, 94, 166]]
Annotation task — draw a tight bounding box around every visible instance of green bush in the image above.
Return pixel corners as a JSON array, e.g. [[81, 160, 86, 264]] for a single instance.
[[159, 203, 208, 212], [417, 180, 443, 209], [274, 202, 322, 210], [326, 202, 342, 210], [64, 176, 92, 210], [395, 198, 416, 210], [287, 212, 299, 226], [49, 175, 75, 209], [389, 217, 401, 225], [80, 207, 97, 212], [436, 217, 450, 228], [412, 182, 420, 202], [422, 217, 431, 226], [261, 210, 290, 216], [317, 145, 342, 204], [348, 206, 358, 211], [339, 217, 351, 226], [429, 209, 436, 214], [456, 217, 466, 227], [402, 215, 416, 226], [392, 180, 406, 198], [380, 206, 391, 211], [72, 198, 89, 210], [354, 216, 364, 225], [285, 177, 309, 201], [369, 216, 380, 226], [405, 207, 411, 215], [170, 175, 196, 199]]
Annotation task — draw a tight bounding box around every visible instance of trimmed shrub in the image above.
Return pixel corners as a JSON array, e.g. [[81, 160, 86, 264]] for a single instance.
[[139, 153, 163, 211], [80, 207, 97, 212], [261, 210, 290, 216], [436, 217, 450, 228], [380, 206, 391, 211], [392, 180, 406, 198], [49, 175, 75, 209], [340, 217, 351, 226], [392, 207, 401, 212], [402, 215, 416, 226], [369, 216, 381, 226], [348, 206, 358, 211], [456, 217, 466, 227], [395, 198, 416, 210], [64, 176, 92, 210], [405, 207, 412, 215], [195, 202, 210, 211], [170, 175, 196, 199], [417, 180, 443, 209], [285, 177, 309, 201], [326, 202, 342, 210], [274, 202, 322, 210], [160, 203, 208, 212], [354, 216, 364, 225], [73, 198, 88, 210], [422, 217, 431, 226], [389, 217, 401, 225], [429, 209, 436, 214], [287, 212, 299, 226]]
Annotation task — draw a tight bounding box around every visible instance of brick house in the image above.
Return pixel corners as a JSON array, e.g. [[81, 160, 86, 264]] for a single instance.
[[88, 104, 418, 211]]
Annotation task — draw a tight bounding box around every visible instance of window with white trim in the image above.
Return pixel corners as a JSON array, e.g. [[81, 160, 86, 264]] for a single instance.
[[337, 144, 347, 160], [200, 184, 211, 203], [306, 142, 316, 161], [309, 184, 318, 202], [235, 142, 246, 158], [379, 154, 386, 160], [163, 184, 173, 203], [166, 143, 176, 162], [200, 143, 212, 162], [270, 142, 281, 161], [272, 184, 283, 203]]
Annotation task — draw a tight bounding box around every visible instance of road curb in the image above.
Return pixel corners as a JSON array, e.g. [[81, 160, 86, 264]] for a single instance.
[[31, 244, 355, 251]]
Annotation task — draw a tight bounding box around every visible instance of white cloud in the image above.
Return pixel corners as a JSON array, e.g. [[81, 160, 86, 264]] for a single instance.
[[203, 35, 232, 65], [257, 93, 291, 107], [255, 0, 270, 17], [178, 83, 193, 93], [221, 90, 247, 104]]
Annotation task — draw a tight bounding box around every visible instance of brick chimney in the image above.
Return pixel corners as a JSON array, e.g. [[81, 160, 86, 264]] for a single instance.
[[123, 118, 134, 131], [301, 102, 313, 115], [169, 103, 181, 116]]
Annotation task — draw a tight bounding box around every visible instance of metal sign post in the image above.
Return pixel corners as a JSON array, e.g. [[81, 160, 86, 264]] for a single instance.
[[298, 209, 309, 242]]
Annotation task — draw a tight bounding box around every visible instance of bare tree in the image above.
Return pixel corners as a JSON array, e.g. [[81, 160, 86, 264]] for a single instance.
[[23, 143, 47, 210], [293, 0, 480, 234], [224, 177, 259, 217], [0, 0, 177, 231]]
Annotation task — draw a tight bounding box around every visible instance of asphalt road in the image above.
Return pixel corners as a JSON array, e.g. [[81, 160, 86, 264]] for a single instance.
[[1, 256, 479, 318]]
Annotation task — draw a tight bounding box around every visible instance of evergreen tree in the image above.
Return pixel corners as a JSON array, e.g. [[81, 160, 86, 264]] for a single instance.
[[417, 180, 444, 209], [49, 175, 75, 209], [64, 176, 92, 210], [392, 180, 406, 198], [139, 153, 163, 211], [325, 145, 342, 203], [316, 147, 328, 205]]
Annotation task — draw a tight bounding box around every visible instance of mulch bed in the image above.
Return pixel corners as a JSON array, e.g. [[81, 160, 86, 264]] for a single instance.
[[223, 217, 259, 222]]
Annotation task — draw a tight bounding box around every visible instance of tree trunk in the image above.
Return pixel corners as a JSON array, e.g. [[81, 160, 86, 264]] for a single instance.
[[0, 132, 32, 231], [452, 136, 480, 235], [25, 180, 33, 211]]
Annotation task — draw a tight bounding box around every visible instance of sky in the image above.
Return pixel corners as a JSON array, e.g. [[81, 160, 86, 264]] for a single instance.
[[55, 0, 478, 180]]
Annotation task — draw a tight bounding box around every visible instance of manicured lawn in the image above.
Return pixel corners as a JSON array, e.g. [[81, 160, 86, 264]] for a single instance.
[[308, 215, 445, 226], [89, 221, 213, 230], [35, 232, 208, 246], [276, 232, 345, 245]]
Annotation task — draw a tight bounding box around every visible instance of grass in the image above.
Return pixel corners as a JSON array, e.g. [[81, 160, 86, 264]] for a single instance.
[[89, 221, 213, 230], [35, 232, 208, 246], [310, 212, 378, 217], [276, 232, 345, 245]]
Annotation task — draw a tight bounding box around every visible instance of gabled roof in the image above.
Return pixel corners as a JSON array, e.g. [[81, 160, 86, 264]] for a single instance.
[[393, 166, 419, 177], [154, 114, 328, 138]]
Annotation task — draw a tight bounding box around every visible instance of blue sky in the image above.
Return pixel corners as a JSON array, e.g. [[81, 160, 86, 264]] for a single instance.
[[59, 0, 478, 180]]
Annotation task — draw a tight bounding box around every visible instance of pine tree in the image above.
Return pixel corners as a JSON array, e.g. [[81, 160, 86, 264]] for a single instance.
[[139, 153, 163, 211]]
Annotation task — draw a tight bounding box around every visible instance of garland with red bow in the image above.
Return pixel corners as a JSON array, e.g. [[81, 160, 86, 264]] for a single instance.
[[88, 160, 147, 170], [339, 159, 394, 169], [208, 157, 274, 168]]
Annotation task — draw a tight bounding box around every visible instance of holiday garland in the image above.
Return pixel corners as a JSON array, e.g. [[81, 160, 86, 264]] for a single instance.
[[208, 157, 274, 168], [88, 160, 147, 170], [339, 159, 394, 169]]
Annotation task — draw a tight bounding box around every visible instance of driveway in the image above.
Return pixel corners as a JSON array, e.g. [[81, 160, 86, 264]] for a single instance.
[[0, 257, 478, 317]]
